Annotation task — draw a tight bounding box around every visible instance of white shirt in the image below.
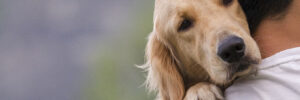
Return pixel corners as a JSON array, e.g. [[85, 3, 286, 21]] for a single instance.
[[226, 47, 300, 100]]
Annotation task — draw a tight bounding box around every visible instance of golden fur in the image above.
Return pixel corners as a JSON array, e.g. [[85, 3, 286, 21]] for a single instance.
[[140, 0, 261, 100]]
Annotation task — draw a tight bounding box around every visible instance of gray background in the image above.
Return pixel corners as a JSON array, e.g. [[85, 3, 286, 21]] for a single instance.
[[0, 0, 154, 100]]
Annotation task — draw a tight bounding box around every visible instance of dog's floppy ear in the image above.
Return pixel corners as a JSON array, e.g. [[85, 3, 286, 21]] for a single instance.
[[143, 32, 185, 100]]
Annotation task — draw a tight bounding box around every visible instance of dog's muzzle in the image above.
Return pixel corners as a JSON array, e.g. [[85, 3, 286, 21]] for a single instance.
[[217, 35, 252, 72]]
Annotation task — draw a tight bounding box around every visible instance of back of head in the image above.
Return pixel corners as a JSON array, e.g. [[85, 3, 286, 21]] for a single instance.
[[238, 0, 293, 34]]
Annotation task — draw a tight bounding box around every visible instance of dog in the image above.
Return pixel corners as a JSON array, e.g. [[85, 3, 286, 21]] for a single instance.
[[140, 0, 261, 100]]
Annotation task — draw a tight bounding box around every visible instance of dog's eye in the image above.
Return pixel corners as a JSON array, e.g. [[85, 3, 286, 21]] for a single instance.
[[222, 0, 233, 6], [178, 19, 193, 32]]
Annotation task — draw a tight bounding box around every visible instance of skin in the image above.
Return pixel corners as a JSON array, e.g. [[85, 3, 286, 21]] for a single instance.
[[254, 0, 300, 58]]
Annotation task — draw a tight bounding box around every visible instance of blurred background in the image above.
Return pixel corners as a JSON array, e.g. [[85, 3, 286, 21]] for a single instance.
[[0, 0, 154, 100]]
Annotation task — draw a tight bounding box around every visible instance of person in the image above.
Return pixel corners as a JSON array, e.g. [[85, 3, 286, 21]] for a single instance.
[[226, 0, 300, 100]]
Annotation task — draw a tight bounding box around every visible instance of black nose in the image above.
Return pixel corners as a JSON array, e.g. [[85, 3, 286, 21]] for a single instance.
[[217, 36, 245, 63]]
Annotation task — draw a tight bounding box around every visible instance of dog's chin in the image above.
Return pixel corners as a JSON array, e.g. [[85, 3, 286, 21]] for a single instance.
[[202, 56, 260, 86], [227, 57, 259, 81], [214, 61, 258, 88]]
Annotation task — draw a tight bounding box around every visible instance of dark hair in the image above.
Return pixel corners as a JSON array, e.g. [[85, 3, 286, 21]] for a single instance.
[[238, 0, 293, 34]]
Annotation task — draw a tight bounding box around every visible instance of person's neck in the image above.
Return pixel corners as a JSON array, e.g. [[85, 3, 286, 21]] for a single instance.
[[254, 0, 300, 59]]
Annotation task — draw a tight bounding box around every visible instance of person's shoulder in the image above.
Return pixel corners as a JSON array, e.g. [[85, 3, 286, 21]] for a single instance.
[[225, 76, 261, 100]]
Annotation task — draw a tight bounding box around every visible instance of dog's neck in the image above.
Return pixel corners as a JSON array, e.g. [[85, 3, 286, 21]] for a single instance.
[[254, 0, 300, 59]]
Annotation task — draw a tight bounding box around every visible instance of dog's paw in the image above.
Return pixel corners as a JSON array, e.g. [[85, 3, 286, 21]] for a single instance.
[[184, 83, 223, 100]]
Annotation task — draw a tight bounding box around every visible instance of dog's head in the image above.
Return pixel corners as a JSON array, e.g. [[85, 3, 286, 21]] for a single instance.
[[143, 0, 261, 99]]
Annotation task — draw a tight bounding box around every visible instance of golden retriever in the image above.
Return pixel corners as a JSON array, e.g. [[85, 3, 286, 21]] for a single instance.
[[140, 0, 261, 100]]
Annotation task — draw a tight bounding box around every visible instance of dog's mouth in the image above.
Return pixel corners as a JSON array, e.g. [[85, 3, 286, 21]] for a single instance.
[[227, 56, 259, 81]]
